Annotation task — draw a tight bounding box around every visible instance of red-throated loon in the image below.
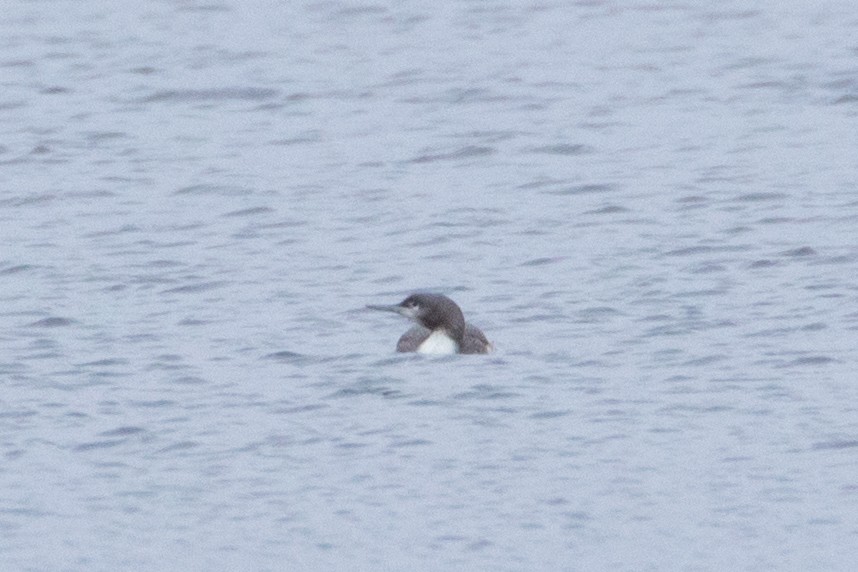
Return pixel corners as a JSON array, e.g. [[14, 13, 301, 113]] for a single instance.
[[367, 293, 493, 355]]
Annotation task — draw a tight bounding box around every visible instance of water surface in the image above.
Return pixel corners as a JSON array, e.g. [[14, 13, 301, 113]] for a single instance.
[[2, 1, 857, 570]]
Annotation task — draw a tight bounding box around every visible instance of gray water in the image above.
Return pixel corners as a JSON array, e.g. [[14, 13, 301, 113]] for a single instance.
[[2, 1, 857, 570]]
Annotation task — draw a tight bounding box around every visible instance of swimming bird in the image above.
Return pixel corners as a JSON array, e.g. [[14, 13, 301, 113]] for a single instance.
[[367, 293, 493, 355]]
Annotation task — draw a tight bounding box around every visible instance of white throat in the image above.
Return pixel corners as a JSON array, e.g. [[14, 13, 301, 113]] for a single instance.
[[417, 329, 459, 355]]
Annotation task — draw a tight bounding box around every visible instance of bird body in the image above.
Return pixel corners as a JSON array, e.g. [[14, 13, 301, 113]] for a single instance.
[[368, 293, 492, 355]]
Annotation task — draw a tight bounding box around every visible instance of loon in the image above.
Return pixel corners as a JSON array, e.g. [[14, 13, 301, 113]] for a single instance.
[[367, 293, 493, 355]]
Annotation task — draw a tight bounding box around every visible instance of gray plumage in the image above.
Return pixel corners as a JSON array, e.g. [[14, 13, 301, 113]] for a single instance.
[[367, 293, 493, 355]]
